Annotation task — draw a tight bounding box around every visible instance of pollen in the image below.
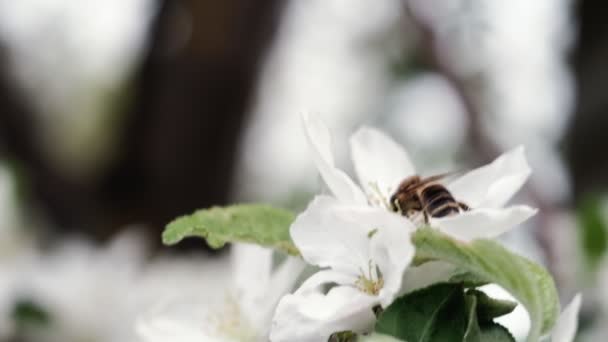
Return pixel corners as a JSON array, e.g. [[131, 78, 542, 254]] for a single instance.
[[209, 295, 257, 341], [367, 181, 391, 210], [355, 260, 384, 296], [356, 275, 384, 295]]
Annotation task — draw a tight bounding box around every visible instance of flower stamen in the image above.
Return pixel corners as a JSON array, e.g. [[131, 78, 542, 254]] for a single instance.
[[209, 294, 257, 341], [355, 260, 384, 295], [367, 181, 391, 210]]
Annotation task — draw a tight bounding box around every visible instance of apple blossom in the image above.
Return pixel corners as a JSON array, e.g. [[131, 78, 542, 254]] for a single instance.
[[137, 243, 304, 342], [270, 195, 415, 342], [302, 113, 537, 241]]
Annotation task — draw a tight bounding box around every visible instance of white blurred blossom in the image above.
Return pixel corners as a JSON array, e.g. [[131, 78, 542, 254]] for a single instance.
[[137, 244, 305, 342], [19, 231, 149, 342], [383, 73, 468, 167], [550, 294, 581, 342], [406, 0, 575, 204], [0, 165, 43, 340], [0, 0, 157, 177], [235, 0, 405, 202], [11, 230, 231, 342]]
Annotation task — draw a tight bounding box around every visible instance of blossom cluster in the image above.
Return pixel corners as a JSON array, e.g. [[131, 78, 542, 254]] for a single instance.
[[137, 114, 580, 342]]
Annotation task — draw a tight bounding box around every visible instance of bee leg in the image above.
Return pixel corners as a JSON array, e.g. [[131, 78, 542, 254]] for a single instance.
[[423, 211, 430, 225], [392, 198, 402, 214], [457, 202, 470, 211]]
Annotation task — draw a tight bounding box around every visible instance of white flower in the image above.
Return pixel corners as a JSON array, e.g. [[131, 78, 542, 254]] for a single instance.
[[137, 243, 305, 342], [482, 288, 581, 342], [270, 195, 415, 342], [549, 294, 581, 342], [0, 165, 38, 339], [302, 113, 537, 241], [20, 231, 149, 342]]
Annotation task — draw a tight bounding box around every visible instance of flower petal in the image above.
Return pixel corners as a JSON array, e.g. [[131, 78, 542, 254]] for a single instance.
[[266, 257, 307, 304], [234, 246, 305, 333], [551, 294, 581, 342], [448, 146, 531, 209], [354, 211, 415, 307], [290, 195, 374, 275], [270, 286, 378, 342], [350, 127, 416, 202], [231, 243, 273, 303], [295, 269, 359, 295], [302, 113, 367, 205], [431, 206, 537, 241], [136, 301, 219, 342], [136, 316, 215, 342], [309, 201, 415, 307], [400, 261, 460, 296]]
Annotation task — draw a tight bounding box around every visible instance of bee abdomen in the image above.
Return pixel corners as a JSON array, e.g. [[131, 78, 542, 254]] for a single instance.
[[429, 203, 460, 218], [420, 184, 459, 218]]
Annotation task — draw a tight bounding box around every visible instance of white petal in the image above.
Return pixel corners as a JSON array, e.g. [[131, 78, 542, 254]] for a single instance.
[[136, 316, 216, 342], [302, 113, 367, 204], [266, 257, 307, 305], [431, 206, 537, 241], [362, 212, 415, 307], [448, 146, 531, 209], [350, 127, 415, 199], [270, 286, 378, 342], [400, 261, 460, 296], [239, 252, 306, 332], [136, 302, 221, 342], [296, 269, 359, 296], [231, 243, 273, 302], [290, 196, 375, 275], [318, 203, 415, 307], [551, 294, 581, 342]]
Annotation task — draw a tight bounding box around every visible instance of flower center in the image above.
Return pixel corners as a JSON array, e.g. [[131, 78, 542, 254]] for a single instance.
[[209, 295, 258, 342], [367, 181, 392, 210], [355, 260, 384, 296]]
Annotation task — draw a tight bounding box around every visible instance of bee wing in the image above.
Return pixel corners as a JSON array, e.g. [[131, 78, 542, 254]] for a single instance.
[[413, 171, 462, 188]]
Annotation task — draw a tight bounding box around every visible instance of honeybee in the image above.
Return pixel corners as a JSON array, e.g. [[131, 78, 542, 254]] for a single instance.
[[390, 173, 469, 224]]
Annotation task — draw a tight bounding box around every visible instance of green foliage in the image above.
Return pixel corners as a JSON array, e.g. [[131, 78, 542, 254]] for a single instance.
[[11, 299, 51, 328], [328, 331, 357, 342], [162, 204, 298, 255], [469, 289, 517, 322], [464, 292, 515, 342], [376, 283, 462, 341], [577, 195, 608, 270], [375, 283, 514, 342], [164, 205, 559, 341], [447, 271, 489, 288], [413, 228, 559, 342]]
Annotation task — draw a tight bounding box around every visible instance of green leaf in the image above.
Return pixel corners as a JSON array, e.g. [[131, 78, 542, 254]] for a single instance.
[[577, 195, 608, 270], [328, 331, 357, 342], [464, 292, 482, 342], [448, 271, 489, 288], [376, 283, 467, 341], [478, 323, 515, 341], [376, 283, 515, 342], [412, 228, 559, 342], [11, 299, 51, 328], [468, 289, 517, 322], [463, 292, 515, 342], [162, 204, 298, 255]]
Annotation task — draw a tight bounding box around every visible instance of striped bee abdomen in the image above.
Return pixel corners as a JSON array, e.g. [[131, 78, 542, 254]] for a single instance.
[[420, 184, 460, 218]]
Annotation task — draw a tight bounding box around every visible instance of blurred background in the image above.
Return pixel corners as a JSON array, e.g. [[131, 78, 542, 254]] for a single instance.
[[0, 0, 606, 341]]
